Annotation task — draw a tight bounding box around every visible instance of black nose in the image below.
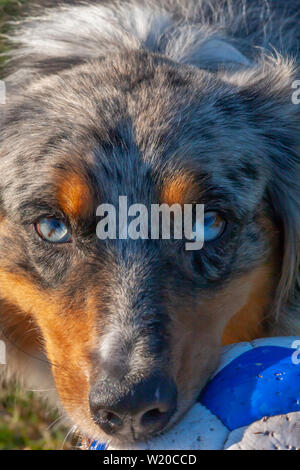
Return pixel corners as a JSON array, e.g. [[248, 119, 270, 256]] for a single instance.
[[89, 374, 177, 439]]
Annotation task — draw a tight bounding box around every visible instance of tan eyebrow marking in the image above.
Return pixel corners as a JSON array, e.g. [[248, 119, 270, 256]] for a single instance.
[[161, 173, 199, 206], [57, 171, 93, 219]]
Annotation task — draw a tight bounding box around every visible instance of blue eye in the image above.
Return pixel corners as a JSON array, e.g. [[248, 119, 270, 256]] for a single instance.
[[35, 218, 71, 243], [191, 211, 227, 245], [203, 211, 226, 242]]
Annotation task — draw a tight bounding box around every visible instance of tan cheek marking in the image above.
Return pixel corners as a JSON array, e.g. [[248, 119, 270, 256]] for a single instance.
[[222, 215, 280, 345], [57, 172, 93, 219], [0, 299, 41, 353], [0, 269, 97, 349], [161, 173, 199, 206], [0, 271, 52, 316], [222, 262, 279, 345], [0, 269, 98, 426], [169, 266, 276, 407], [0, 270, 97, 356]]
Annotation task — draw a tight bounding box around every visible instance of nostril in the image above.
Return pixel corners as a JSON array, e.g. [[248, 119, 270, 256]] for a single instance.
[[139, 396, 177, 435], [99, 410, 123, 427], [141, 408, 166, 428], [96, 409, 123, 435]]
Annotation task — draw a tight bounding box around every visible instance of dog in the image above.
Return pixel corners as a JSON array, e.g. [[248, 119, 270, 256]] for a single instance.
[[0, 0, 299, 446]]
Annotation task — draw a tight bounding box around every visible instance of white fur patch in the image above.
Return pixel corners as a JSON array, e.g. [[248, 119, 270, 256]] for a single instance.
[[11, 1, 250, 71]]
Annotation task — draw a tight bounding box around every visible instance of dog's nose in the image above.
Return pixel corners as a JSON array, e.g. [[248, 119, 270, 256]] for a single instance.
[[89, 374, 177, 439]]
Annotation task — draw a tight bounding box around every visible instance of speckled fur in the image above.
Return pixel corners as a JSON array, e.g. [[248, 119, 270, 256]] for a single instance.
[[0, 0, 299, 444]]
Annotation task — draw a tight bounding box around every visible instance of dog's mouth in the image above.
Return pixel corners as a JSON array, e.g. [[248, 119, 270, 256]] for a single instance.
[[80, 420, 173, 450]]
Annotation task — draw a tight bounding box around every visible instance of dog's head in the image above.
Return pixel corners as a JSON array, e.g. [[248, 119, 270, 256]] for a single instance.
[[0, 40, 299, 444]]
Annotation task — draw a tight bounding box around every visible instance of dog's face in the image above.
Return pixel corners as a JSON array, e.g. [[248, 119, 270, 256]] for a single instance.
[[0, 50, 298, 443]]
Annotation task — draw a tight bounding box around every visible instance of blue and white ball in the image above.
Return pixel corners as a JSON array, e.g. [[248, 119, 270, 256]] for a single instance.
[[90, 337, 300, 450]]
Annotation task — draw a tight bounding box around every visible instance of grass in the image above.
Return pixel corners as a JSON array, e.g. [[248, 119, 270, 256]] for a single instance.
[[0, 0, 27, 16], [0, 0, 74, 450], [0, 384, 74, 450]]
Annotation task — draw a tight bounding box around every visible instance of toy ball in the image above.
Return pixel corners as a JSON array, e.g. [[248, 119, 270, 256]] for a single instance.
[[89, 337, 300, 450]]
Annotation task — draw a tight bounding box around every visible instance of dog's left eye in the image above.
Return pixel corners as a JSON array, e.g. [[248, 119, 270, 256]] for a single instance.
[[35, 218, 71, 243], [203, 211, 227, 241], [193, 211, 227, 243]]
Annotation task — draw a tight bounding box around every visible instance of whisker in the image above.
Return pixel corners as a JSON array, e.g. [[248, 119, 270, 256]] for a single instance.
[[0, 326, 60, 370], [47, 415, 65, 432], [61, 425, 77, 450]]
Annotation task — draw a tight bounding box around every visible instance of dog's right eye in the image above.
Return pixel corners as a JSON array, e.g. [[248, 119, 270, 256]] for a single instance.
[[35, 218, 71, 243]]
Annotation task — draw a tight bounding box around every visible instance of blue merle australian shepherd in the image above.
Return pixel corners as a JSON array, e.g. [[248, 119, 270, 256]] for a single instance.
[[0, 0, 299, 446]]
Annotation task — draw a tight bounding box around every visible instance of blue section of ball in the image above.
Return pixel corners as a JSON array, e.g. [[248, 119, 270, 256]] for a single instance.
[[90, 441, 106, 450], [199, 346, 300, 430]]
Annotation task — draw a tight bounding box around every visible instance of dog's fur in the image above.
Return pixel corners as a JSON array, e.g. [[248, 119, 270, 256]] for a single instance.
[[0, 0, 300, 445]]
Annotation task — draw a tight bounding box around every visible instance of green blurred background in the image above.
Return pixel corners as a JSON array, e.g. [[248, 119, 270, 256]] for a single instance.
[[0, 0, 73, 450]]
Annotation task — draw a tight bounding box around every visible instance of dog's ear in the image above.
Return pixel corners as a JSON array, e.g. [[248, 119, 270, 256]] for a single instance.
[[226, 57, 300, 331], [179, 37, 251, 71]]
